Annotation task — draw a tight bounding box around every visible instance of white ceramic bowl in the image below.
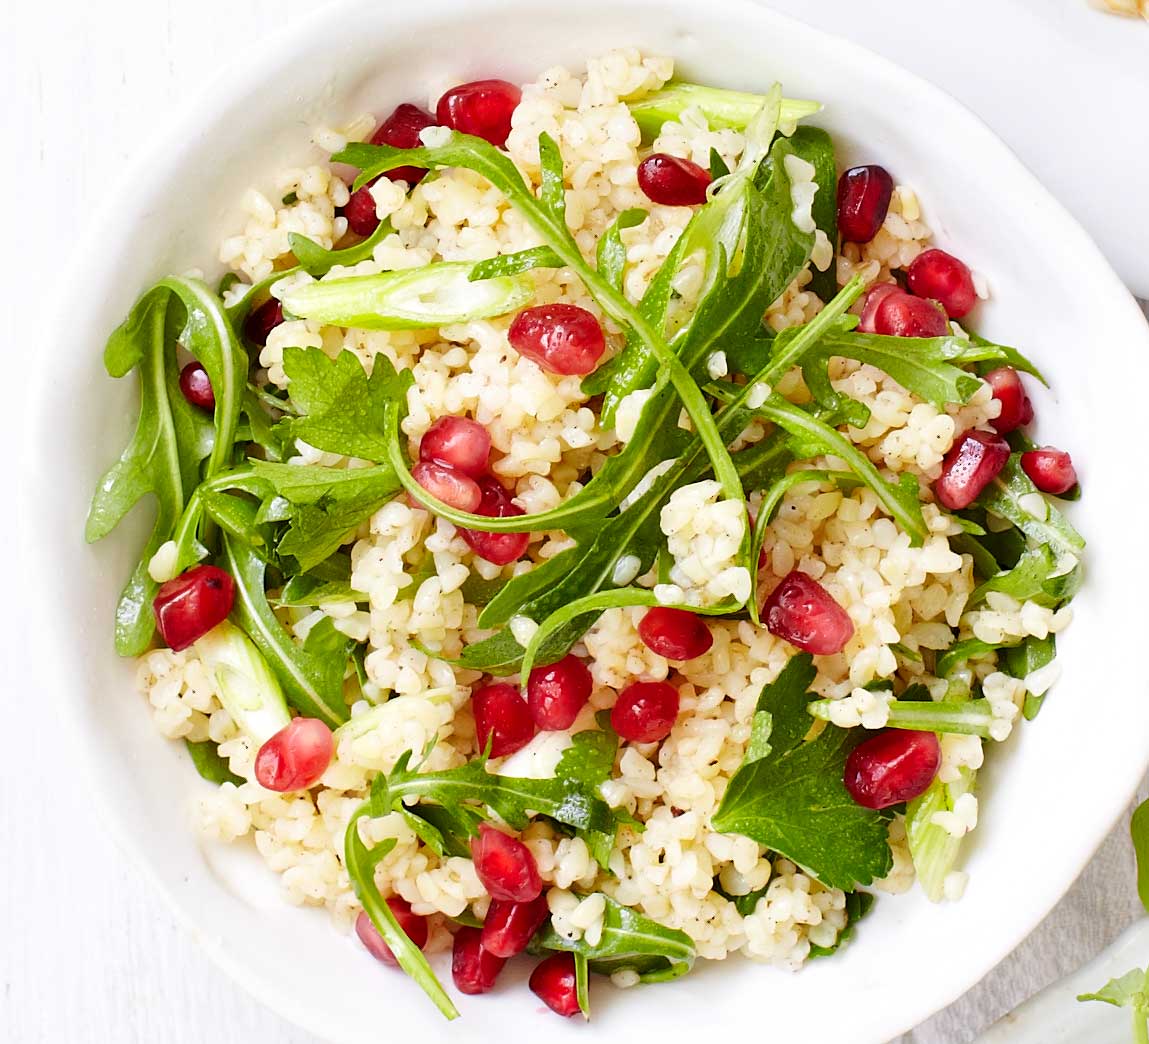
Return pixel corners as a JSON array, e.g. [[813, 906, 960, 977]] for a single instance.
[[33, 0, 1149, 1040]]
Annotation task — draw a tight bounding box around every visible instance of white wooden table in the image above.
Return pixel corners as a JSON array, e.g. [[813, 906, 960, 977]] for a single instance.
[[4, 2, 1148, 1041]]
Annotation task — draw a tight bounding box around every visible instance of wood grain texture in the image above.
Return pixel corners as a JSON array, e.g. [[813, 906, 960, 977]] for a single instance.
[[3, 2, 1147, 1042]]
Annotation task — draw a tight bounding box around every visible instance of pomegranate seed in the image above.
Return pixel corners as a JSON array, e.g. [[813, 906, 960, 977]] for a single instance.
[[419, 416, 491, 477], [451, 926, 506, 995], [508, 303, 606, 376], [436, 79, 521, 148], [530, 953, 581, 1017], [472, 682, 535, 758], [371, 102, 437, 185], [470, 822, 543, 902], [459, 477, 530, 566], [762, 570, 854, 656], [355, 900, 429, 967], [481, 895, 550, 958], [153, 564, 235, 651], [872, 289, 949, 338], [636, 153, 712, 206], [611, 681, 680, 744], [844, 729, 941, 809], [637, 607, 713, 661], [526, 654, 593, 731], [343, 184, 382, 237], [984, 367, 1034, 434], [837, 165, 894, 243], [411, 460, 482, 512], [934, 430, 1011, 510], [178, 361, 215, 410], [856, 283, 900, 333], [1021, 447, 1077, 495], [907, 248, 977, 319], [244, 298, 283, 346], [254, 717, 334, 791]]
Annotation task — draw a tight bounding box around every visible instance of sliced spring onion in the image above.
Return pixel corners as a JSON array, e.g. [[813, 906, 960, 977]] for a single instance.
[[194, 619, 291, 744], [281, 260, 535, 331]]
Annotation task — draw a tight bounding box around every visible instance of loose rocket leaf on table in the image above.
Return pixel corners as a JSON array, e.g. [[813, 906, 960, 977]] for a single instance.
[[712, 654, 893, 890]]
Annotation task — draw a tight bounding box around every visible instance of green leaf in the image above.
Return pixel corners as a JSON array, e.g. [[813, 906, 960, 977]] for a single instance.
[[86, 277, 248, 654], [969, 545, 1057, 606], [788, 126, 838, 302], [1132, 799, 1149, 916], [575, 952, 591, 1018], [279, 347, 412, 463], [1077, 965, 1149, 1044], [344, 806, 458, 1019], [595, 208, 647, 292], [281, 259, 535, 331], [712, 655, 893, 890], [288, 218, 394, 277], [627, 81, 821, 139], [936, 638, 1006, 678], [532, 895, 696, 983], [223, 521, 351, 727], [468, 245, 564, 281], [185, 739, 244, 786], [273, 573, 365, 608], [808, 890, 875, 960], [978, 453, 1085, 559]]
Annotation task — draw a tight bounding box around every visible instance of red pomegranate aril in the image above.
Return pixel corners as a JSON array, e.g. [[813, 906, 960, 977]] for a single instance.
[[460, 477, 531, 566], [355, 899, 429, 967], [244, 298, 283, 347], [472, 682, 536, 759], [844, 729, 941, 809], [481, 895, 550, 958], [984, 366, 1034, 434], [637, 606, 714, 662], [526, 654, 593, 731], [530, 953, 582, 1017], [411, 460, 482, 512], [856, 283, 900, 334], [873, 289, 949, 338], [470, 822, 543, 902], [637, 153, 712, 207], [934, 430, 1011, 510], [436, 79, 521, 148], [343, 184, 382, 237], [837, 164, 894, 243], [907, 248, 977, 319], [508, 303, 606, 376], [763, 570, 854, 656], [419, 416, 492, 477], [371, 102, 437, 185], [153, 564, 235, 651], [611, 681, 680, 744], [1021, 447, 1077, 495], [254, 717, 334, 792], [452, 926, 507, 995], [178, 361, 215, 410]]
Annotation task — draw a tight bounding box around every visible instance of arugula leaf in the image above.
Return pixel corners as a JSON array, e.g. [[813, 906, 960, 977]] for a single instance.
[[1133, 798, 1149, 915], [1078, 966, 1149, 1043], [788, 126, 837, 302], [185, 739, 244, 786], [468, 245, 564, 281], [273, 573, 365, 608], [281, 259, 535, 330], [712, 655, 894, 890], [223, 521, 351, 727], [626, 81, 820, 139], [596, 208, 647, 292], [278, 347, 412, 463], [969, 544, 1058, 606], [344, 802, 458, 1019], [532, 895, 696, 983], [288, 218, 394, 277], [936, 637, 1007, 678], [372, 729, 618, 841], [86, 277, 247, 654], [978, 452, 1085, 559]]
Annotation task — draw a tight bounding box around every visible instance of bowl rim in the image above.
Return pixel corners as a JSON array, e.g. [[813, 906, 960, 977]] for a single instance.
[[30, 0, 1149, 1039]]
